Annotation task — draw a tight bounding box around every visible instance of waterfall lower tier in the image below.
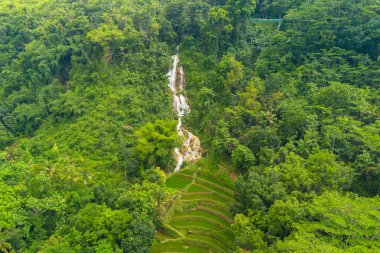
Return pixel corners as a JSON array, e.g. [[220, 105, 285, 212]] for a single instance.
[[167, 54, 202, 172]]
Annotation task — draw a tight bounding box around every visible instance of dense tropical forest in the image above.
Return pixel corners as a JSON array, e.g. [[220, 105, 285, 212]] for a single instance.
[[0, 0, 379, 252]]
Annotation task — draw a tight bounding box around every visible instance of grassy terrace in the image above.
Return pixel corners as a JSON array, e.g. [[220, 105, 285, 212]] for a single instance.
[[152, 163, 237, 253], [152, 241, 211, 253], [172, 212, 231, 227], [166, 174, 193, 190]]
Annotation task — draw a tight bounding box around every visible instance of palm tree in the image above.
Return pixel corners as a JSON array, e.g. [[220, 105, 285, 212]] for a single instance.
[[0, 242, 14, 253]]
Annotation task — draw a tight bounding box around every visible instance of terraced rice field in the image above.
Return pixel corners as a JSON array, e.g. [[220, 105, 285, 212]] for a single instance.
[[152, 167, 237, 253]]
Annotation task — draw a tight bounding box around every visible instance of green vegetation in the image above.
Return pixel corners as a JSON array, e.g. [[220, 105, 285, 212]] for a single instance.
[[135, 120, 179, 171], [173, 210, 231, 226], [170, 220, 232, 235], [187, 184, 209, 193], [0, 0, 175, 252], [152, 242, 211, 253], [182, 193, 231, 203], [171, 0, 380, 252], [152, 164, 236, 252], [166, 174, 193, 190], [1, 0, 379, 252]]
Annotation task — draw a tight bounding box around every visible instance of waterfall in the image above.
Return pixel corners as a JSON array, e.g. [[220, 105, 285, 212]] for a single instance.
[[167, 54, 202, 172]]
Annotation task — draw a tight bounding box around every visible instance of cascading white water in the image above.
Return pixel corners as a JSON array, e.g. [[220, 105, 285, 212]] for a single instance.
[[167, 54, 202, 172]]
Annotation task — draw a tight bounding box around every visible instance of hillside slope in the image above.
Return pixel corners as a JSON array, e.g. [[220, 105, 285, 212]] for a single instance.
[[152, 161, 238, 253]]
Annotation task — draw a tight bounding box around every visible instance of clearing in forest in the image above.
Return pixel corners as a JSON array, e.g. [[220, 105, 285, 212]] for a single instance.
[[152, 164, 238, 253]]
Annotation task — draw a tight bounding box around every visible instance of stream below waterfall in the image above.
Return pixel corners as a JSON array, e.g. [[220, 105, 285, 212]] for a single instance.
[[167, 53, 202, 172]]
